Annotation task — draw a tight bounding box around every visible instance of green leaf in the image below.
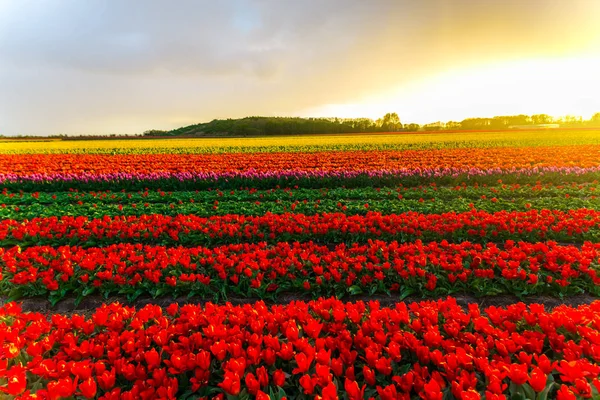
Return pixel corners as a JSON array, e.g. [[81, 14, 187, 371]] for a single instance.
[[348, 285, 363, 295], [177, 388, 195, 400], [509, 382, 526, 400], [48, 292, 63, 307], [7, 287, 24, 301], [588, 377, 599, 400], [74, 295, 84, 307], [536, 382, 555, 400], [269, 387, 288, 400], [127, 288, 145, 302], [399, 286, 415, 300], [521, 383, 535, 400], [511, 392, 526, 400]]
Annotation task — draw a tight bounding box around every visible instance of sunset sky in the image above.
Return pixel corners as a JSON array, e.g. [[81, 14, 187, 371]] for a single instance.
[[1, 0, 600, 135]]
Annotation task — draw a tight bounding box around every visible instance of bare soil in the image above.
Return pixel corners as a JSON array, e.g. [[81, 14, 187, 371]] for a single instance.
[[2, 292, 597, 316]]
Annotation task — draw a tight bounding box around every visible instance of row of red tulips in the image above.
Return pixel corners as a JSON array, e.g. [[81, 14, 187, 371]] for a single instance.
[[2, 240, 600, 303], [2, 298, 600, 399], [2, 209, 600, 248]]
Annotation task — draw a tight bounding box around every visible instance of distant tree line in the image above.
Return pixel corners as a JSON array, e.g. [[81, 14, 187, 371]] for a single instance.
[[3, 112, 600, 138], [152, 112, 600, 137], [419, 113, 600, 131]]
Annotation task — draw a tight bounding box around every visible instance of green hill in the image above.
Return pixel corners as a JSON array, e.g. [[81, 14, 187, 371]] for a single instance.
[[150, 115, 403, 137]]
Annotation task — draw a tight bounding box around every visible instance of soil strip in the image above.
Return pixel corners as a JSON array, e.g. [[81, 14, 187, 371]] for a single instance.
[[2, 293, 597, 316]]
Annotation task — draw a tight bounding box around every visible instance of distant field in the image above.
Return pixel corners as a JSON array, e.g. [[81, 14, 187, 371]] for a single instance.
[[5, 126, 600, 399], [1, 128, 600, 153]]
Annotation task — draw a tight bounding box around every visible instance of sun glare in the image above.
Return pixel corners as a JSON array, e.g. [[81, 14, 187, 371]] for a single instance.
[[308, 55, 600, 123]]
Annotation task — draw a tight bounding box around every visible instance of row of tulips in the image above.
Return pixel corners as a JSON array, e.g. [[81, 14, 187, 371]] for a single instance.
[[2, 130, 598, 155], [2, 147, 600, 191], [2, 195, 599, 220], [3, 146, 600, 176], [4, 171, 600, 192], [2, 187, 600, 220], [2, 240, 600, 304], [2, 298, 600, 399], [2, 209, 600, 248], [2, 182, 599, 205]]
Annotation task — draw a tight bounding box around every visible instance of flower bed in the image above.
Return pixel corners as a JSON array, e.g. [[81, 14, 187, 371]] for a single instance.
[[3, 139, 600, 399], [2, 183, 600, 220], [3, 146, 600, 191], [2, 209, 600, 248], [2, 240, 600, 304], [2, 298, 600, 399]]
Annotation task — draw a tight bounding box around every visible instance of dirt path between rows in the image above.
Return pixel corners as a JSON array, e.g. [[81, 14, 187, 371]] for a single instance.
[[2, 293, 597, 316]]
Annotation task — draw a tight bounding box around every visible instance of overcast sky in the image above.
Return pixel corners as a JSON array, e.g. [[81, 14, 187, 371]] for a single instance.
[[1, 0, 600, 135]]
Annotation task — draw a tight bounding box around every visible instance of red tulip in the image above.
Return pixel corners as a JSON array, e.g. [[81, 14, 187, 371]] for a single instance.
[[97, 369, 116, 391], [3, 368, 26, 395], [529, 367, 547, 392], [218, 371, 240, 396], [79, 377, 98, 399], [375, 357, 392, 376], [321, 382, 338, 400], [47, 377, 77, 400], [377, 384, 398, 400], [344, 379, 365, 400], [421, 379, 443, 400], [299, 374, 315, 395], [244, 373, 260, 395], [256, 390, 270, 400], [144, 348, 161, 369], [363, 366, 376, 386], [273, 369, 286, 387], [556, 385, 577, 400], [507, 363, 529, 386], [293, 352, 311, 374]]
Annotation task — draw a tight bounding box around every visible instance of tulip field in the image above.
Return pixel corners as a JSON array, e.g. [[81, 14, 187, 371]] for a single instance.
[[2, 131, 600, 399]]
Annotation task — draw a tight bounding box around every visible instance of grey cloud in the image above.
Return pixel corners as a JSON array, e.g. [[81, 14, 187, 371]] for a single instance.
[[0, 0, 598, 135], [0, 0, 380, 78]]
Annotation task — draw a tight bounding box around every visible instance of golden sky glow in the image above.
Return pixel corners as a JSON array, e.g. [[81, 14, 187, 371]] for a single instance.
[[1, 0, 600, 134], [305, 55, 600, 123]]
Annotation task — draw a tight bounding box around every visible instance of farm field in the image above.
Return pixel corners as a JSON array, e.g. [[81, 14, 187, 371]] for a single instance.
[[2, 129, 600, 154], [2, 132, 600, 399]]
